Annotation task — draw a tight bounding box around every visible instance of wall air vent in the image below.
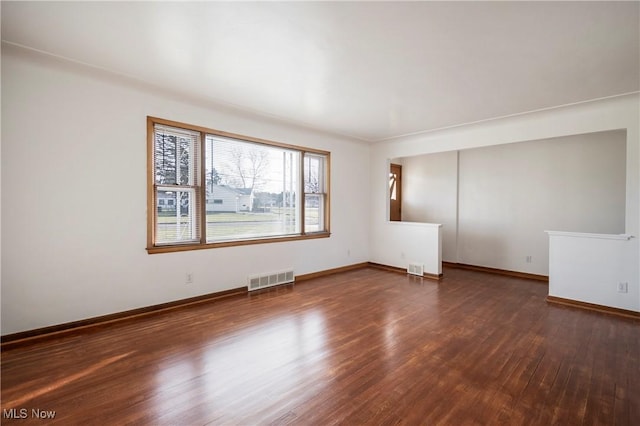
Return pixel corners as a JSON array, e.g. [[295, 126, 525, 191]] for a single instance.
[[248, 269, 295, 291], [407, 263, 424, 277]]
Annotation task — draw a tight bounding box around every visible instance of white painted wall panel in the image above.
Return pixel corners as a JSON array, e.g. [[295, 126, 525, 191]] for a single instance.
[[547, 232, 638, 311], [369, 222, 442, 276]]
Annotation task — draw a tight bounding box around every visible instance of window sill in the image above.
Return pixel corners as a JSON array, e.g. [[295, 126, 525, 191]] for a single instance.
[[146, 232, 331, 254]]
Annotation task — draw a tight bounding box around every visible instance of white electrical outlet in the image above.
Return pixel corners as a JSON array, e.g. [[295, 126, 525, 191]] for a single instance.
[[186, 273, 193, 284], [617, 282, 628, 293], [526, 256, 532, 263]]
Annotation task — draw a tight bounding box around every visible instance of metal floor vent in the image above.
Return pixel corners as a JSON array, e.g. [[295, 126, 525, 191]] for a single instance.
[[407, 263, 424, 277], [248, 269, 295, 291]]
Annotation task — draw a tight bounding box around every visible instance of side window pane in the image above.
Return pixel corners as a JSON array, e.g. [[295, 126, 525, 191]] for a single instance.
[[154, 125, 198, 186], [304, 194, 324, 232], [304, 153, 327, 233], [304, 154, 323, 193], [153, 124, 200, 245], [155, 189, 198, 244]]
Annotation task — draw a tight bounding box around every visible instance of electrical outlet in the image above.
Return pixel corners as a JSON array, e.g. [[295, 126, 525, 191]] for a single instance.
[[347, 248, 351, 257], [526, 256, 532, 263], [617, 282, 628, 293], [186, 273, 193, 284]]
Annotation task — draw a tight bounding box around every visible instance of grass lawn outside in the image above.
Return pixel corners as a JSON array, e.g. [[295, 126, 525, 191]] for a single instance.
[[155, 209, 319, 243]]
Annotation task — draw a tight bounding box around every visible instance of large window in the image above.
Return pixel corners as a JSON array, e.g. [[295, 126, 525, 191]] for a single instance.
[[147, 117, 330, 253]]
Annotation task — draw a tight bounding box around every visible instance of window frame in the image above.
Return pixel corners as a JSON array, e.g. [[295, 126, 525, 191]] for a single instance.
[[147, 116, 330, 254], [303, 153, 328, 233]]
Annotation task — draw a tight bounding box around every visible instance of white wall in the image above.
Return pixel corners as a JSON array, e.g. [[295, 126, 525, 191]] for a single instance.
[[371, 93, 639, 312], [1, 45, 371, 335], [457, 131, 626, 275]]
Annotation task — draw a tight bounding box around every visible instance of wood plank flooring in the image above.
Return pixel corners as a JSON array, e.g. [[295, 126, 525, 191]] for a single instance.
[[1, 267, 639, 425]]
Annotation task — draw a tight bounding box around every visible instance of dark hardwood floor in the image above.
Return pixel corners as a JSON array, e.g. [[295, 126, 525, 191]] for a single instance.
[[2, 267, 639, 425]]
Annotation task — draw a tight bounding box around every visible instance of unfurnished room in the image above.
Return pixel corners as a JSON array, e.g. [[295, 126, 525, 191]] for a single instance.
[[1, 1, 639, 425]]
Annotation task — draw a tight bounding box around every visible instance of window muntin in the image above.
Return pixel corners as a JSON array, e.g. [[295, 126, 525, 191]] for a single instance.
[[148, 117, 330, 252]]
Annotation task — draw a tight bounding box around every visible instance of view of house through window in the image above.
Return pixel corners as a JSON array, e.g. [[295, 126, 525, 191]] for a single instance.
[[149, 117, 330, 252], [205, 135, 302, 242]]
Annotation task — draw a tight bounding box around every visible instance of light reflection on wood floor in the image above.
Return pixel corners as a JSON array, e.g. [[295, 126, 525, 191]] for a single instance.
[[1, 267, 638, 424]]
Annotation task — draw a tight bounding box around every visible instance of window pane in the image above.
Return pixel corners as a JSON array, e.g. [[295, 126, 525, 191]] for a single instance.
[[205, 135, 301, 242], [304, 154, 324, 193], [305, 194, 324, 232], [154, 125, 199, 185], [156, 188, 198, 244]]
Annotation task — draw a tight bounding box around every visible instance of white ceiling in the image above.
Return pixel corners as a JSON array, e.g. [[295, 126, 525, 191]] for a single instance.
[[2, 1, 638, 142]]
